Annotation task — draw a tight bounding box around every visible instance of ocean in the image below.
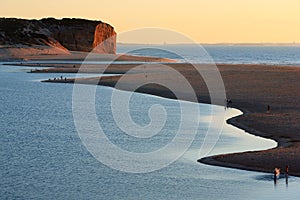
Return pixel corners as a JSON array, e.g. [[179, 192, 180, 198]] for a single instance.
[[118, 44, 300, 65]]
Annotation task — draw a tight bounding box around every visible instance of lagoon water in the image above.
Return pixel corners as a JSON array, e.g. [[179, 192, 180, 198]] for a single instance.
[[1, 57, 300, 199]]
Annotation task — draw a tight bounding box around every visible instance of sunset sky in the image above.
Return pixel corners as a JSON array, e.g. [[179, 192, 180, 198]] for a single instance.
[[1, 0, 300, 44]]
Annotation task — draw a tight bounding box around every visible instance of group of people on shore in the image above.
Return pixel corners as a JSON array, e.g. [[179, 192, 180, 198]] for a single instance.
[[49, 76, 68, 81], [274, 165, 289, 185]]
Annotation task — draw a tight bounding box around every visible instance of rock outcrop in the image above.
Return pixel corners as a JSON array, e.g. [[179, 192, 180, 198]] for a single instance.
[[93, 23, 116, 54], [0, 18, 116, 55]]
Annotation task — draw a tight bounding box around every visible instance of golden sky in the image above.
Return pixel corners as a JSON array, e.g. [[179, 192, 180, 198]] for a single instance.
[[1, 0, 300, 43]]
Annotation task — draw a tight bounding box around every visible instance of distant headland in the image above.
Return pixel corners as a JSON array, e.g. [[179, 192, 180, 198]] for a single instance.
[[0, 18, 116, 60]]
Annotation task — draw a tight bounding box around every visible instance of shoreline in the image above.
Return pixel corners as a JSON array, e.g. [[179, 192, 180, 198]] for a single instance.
[[6, 61, 300, 177], [198, 109, 294, 175], [0, 50, 176, 63]]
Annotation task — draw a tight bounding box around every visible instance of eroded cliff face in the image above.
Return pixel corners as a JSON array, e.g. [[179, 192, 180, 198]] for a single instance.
[[0, 18, 116, 54], [93, 23, 116, 54]]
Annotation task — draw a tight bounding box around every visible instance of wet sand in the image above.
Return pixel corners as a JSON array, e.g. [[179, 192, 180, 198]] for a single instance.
[[37, 63, 300, 176]]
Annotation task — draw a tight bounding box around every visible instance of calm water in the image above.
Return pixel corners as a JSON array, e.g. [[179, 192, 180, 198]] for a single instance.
[[118, 44, 300, 65], [1, 62, 300, 199]]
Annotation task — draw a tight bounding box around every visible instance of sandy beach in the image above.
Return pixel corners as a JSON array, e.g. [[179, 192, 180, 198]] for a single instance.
[[0, 48, 175, 63], [28, 62, 300, 176]]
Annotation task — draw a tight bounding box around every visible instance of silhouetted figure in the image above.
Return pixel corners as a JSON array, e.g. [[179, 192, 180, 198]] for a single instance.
[[274, 169, 277, 185], [285, 165, 289, 186], [61, 76, 63, 80], [267, 105, 271, 113], [65, 77, 67, 81], [73, 65, 76, 68], [225, 99, 232, 108], [54, 78, 56, 80]]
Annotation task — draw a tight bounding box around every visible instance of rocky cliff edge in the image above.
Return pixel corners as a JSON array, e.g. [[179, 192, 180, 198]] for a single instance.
[[0, 18, 116, 59]]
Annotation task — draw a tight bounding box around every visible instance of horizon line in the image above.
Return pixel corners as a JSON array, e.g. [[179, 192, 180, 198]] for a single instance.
[[117, 42, 300, 46]]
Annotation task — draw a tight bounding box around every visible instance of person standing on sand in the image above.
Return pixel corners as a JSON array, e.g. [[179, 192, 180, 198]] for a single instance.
[[267, 105, 271, 113]]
